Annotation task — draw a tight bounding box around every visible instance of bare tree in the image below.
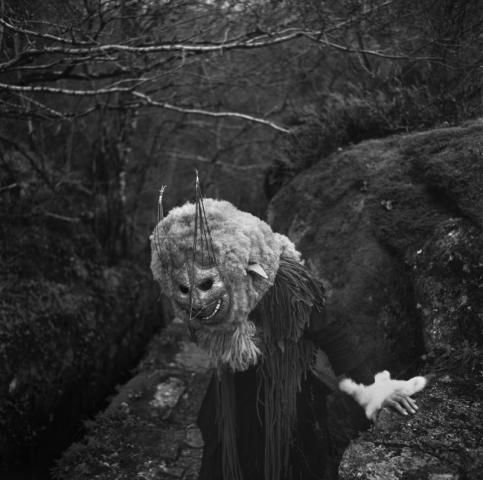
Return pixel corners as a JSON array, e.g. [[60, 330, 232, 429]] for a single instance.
[[0, 0, 481, 256]]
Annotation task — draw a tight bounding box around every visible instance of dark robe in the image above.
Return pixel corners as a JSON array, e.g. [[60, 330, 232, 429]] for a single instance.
[[197, 260, 372, 480]]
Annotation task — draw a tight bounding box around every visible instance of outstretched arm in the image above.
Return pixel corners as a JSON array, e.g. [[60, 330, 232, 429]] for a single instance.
[[308, 307, 426, 420]]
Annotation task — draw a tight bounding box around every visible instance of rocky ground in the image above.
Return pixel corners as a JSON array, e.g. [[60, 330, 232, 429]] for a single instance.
[[340, 374, 483, 480], [53, 321, 211, 480]]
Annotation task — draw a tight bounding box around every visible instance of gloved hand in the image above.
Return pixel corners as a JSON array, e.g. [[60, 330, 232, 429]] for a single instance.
[[339, 370, 427, 420]]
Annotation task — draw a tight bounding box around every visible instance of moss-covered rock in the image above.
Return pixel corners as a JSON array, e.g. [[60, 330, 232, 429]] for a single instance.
[[0, 218, 162, 470], [413, 219, 483, 353], [268, 119, 483, 371], [268, 119, 483, 479]]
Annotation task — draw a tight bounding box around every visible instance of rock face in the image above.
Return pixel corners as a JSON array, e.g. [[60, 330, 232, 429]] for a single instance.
[[268, 120, 483, 372], [0, 218, 162, 471], [269, 120, 483, 479], [413, 220, 483, 353]]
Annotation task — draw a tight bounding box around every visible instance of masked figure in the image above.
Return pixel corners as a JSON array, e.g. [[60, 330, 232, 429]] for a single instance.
[[150, 189, 425, 480]]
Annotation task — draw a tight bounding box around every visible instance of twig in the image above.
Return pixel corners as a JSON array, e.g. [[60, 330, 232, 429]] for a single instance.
[[0, 183, 17, 193], [305, 33, 440, 61], [0, 18, 94, 45], [41, 211, 80, 223], [14, 93, 66, 119]]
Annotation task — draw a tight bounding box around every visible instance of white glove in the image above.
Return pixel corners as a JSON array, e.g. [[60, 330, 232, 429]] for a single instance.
[[339, 370, 427, 420]]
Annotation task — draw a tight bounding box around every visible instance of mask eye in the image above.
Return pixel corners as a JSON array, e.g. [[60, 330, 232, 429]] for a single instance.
[[179, 284, 189, 294], [198, 278, 213, 291]]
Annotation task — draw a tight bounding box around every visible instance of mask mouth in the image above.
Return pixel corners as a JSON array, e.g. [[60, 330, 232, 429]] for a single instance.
[[198, 298, 222, 322], [187, 293, 232, 330]]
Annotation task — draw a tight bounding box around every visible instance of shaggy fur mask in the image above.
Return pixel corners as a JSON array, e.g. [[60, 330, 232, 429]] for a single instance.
[[150, 199, 301, 370]]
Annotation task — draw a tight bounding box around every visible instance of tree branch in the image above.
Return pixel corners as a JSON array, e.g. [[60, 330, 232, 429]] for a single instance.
[[0, 82, 291, 134], [0, 82, 133, 96], [305, 34, 440, 61], [1, 28, 309, 59], [132, 92, 291, 134], [0, 18, 94, 46]]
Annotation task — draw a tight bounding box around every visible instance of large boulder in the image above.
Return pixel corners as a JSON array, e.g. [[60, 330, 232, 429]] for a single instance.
[[0, 218, 162, 471], [268, 120, 483, 371], [269, 119, 483, 479]]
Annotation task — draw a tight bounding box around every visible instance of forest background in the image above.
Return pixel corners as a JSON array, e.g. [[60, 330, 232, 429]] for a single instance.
[[1, 0, 481, 262]]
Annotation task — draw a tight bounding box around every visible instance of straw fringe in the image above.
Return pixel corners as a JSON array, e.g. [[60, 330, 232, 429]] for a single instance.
[[215, 257, 325, 480], [259, 257, 325, 480]]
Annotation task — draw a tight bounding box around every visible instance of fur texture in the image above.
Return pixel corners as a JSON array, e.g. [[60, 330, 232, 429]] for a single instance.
[[339, 370, 427, 420], [196, 319, 261, 371], [150, 198, 301, 370]]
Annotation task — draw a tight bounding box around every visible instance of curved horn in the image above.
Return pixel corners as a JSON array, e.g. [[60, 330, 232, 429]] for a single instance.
[[158, 185, 167, 222]]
